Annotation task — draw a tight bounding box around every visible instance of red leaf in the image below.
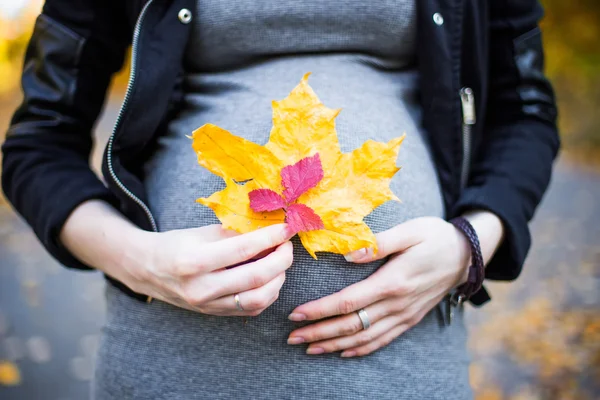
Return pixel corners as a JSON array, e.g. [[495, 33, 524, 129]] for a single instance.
[[285, 203, 324, 234], [249, 189, 286, 212], [281, 153, 324, 203]]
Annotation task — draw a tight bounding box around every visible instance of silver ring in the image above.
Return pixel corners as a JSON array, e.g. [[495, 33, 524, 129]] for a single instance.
[[234, 293, 244, 311], [357, 308, 371, 330]]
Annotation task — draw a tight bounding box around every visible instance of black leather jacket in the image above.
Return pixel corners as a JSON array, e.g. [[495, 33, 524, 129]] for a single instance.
[[1, 0, 559, 305]]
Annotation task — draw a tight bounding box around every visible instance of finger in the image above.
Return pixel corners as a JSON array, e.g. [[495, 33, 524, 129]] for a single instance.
[[288, 313, 363, 345], [344, 220, 424, 263], [339, 294, 443, 358], [289, 277, 384, 321], [186, 224, 240, 242], [197, 241, 293, 300], [142, 288, 200, 313], [203, 272, 286, 314], [201, 223, 293, 271], [227, 247, 276, 269], [288, 299, 397, 344], [305, 316, 400, 355], [340, 322, 411, 358]]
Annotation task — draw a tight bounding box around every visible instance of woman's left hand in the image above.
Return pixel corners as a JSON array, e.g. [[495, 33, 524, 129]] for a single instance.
[[286, 216, 472, 358]]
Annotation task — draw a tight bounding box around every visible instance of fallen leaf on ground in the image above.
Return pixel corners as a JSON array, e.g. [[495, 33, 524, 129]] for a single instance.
[[0, 360, 21, 386]]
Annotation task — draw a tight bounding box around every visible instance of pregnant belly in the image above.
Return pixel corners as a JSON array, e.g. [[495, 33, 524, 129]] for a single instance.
[[139, 64, 445, 339], [138, 165, 443, 341]]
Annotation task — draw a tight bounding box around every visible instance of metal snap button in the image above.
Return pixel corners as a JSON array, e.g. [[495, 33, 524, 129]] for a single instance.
[[433, 13, 444, 26], [178, 8, 192, 24]]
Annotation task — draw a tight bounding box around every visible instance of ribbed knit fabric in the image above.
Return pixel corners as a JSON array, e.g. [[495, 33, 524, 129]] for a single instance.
[[93, 1, 472, 398]]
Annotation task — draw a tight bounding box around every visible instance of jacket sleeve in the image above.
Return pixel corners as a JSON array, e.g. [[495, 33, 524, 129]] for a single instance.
[[452, 0, 560, 282], [1, 0, 130, 270]]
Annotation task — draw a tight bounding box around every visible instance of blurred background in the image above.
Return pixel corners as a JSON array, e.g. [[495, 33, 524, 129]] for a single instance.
[[0, 0, 598, 399]]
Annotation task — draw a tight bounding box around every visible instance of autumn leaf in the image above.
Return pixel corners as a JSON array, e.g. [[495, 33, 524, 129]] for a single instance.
[[192, 73, 405, 258], [281, 153, 324, 203], [0, 360, 21, 386], [247, 153, 325, 235], [286, 203, 324, 233], [248, 189, 286, 212]]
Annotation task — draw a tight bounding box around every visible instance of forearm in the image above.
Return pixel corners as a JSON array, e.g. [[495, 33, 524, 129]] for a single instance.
[[59, 199, 149, 285]]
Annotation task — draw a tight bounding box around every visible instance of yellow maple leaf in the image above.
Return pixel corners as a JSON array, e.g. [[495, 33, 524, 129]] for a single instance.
[[191, 73, 405, 258]]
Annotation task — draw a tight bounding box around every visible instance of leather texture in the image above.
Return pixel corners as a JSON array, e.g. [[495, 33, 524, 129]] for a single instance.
[[514, 27, 558, 124], [8, 15, 84, 136]]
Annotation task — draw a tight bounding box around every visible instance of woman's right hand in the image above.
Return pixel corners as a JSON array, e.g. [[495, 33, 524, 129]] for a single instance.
[[129, 223, 295, 316], [60, 200, 295, 317]]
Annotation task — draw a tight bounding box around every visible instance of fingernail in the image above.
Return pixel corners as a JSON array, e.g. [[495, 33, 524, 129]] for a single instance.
[[287, 337, 305, 345], [288, 313, 306, 322], [306, 347, 324, 355], [341, 351, 356, 358], [344, 248, 370, 262]]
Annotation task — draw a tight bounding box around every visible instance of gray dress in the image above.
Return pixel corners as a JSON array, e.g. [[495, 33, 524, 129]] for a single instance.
[[93, 1, 472, 399]]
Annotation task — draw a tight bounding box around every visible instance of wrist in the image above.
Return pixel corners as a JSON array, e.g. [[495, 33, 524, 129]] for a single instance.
[[453, 225, 472, 286], [461, 210, 504, 265], [110, 226, 155, 285], [60, 200, 154, 288], [450, 216, 486, 300]]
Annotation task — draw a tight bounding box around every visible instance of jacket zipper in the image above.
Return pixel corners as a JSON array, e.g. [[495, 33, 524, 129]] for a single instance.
[[443, 88, 476, 326], [106, 0, 158, 232], [459, 87, 476, 189]]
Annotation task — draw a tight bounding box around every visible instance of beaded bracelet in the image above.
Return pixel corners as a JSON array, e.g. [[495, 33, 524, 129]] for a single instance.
[[449, 216, 485, 304]]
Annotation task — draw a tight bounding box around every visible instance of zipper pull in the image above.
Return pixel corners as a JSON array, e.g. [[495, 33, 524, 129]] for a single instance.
[[460, 88, 476, 125], [446, 293, 466, 325], [445, 295, 454, 325]]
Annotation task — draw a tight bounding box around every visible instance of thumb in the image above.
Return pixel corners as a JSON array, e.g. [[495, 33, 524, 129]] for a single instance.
[[344, 220, 422, 263]]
